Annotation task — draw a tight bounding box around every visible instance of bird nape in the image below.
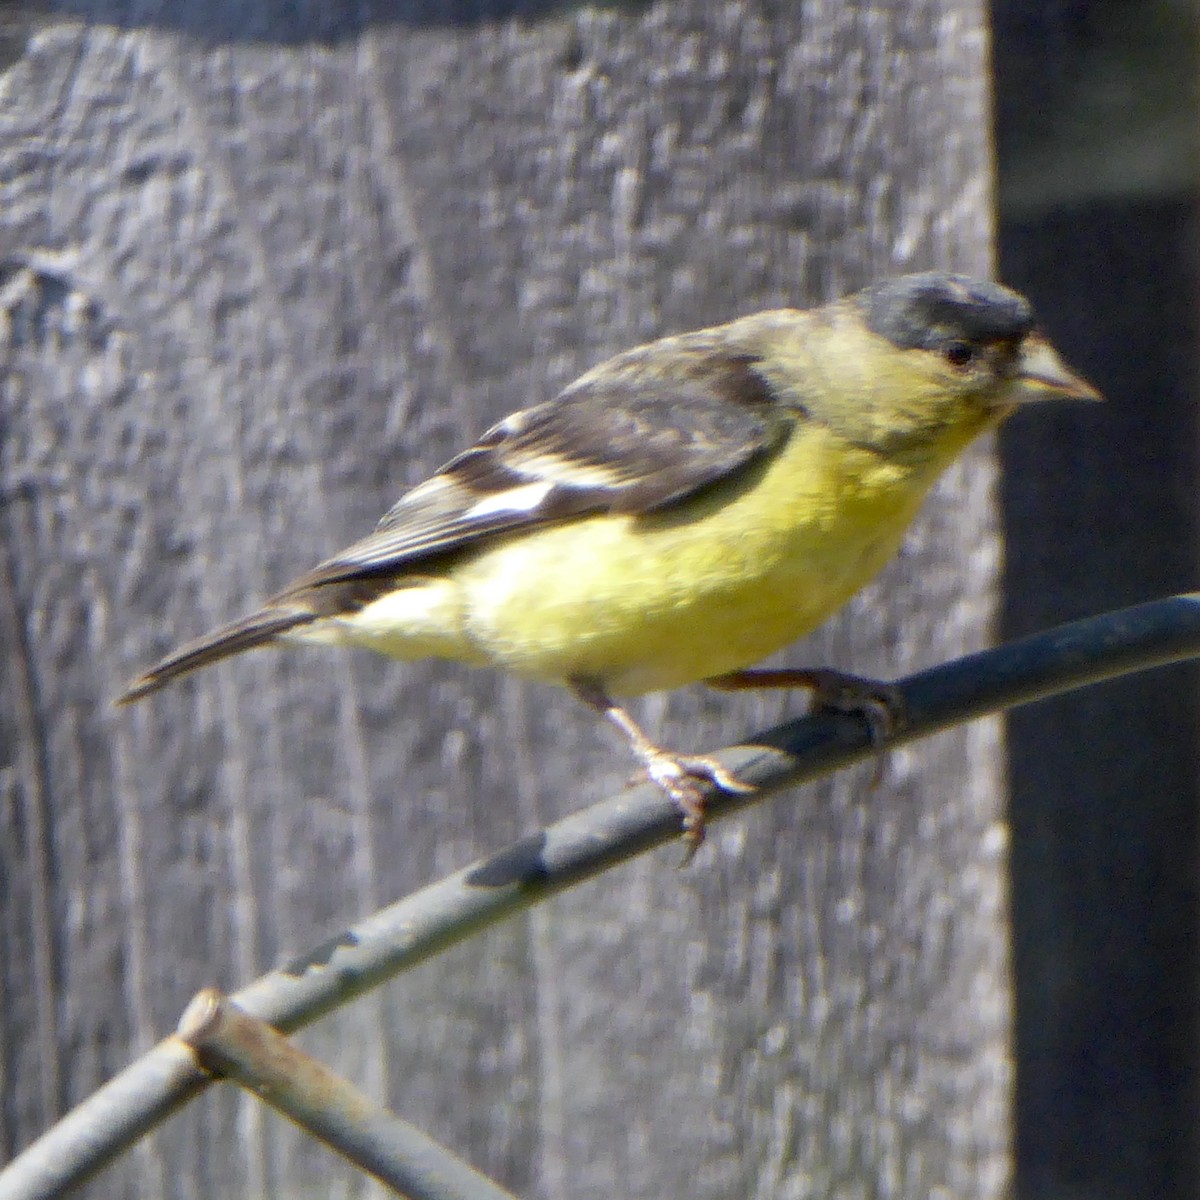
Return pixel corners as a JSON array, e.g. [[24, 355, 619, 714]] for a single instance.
[[119, 271, 1100, 858]]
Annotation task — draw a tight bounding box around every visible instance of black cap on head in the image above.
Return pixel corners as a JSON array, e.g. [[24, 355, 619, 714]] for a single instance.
[[858, 272, 1035, 352]]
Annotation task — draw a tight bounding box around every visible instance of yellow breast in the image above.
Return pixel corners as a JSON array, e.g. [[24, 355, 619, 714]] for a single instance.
[[441, 422, 951, 694]]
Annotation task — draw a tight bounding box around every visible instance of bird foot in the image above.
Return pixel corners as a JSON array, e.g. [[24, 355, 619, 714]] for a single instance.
[[707, 667, 906, 787], [639, 749, 756, 866], [801, 669, 905, 787], [567, 677, 757, 864], [800, 669, 904, 733]]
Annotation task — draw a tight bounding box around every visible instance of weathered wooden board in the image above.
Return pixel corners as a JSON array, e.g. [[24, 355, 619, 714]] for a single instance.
[[0, 4, 1005, 1196]]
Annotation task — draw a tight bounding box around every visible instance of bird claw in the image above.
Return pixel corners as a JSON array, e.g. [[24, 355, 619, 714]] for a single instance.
[[639, 750, 756, 865], [803, 670, 906, 788], [567, 677, 756, 864]]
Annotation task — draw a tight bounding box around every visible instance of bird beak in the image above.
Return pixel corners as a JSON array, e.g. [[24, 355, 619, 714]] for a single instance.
[[1009, 333, 1103, 404]]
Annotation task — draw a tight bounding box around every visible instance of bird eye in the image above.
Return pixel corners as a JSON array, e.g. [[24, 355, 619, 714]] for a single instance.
[[944, 340, 975, 368]]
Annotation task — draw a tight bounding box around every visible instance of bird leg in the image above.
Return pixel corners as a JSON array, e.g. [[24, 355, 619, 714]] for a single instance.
[[569, 677, 754, 863], [706, 667, 905, 783]]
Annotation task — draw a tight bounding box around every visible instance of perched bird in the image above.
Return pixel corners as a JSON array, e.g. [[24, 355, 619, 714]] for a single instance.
[[119, 272, 1099, 853]]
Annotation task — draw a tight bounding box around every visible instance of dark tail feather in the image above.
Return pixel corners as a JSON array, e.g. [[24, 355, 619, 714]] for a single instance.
[[116, 606, 314, 705]]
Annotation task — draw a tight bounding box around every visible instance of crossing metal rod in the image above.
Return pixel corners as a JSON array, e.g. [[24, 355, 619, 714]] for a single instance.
[[4, 593, 1200, 1200], [176, 990, 519, 1200]]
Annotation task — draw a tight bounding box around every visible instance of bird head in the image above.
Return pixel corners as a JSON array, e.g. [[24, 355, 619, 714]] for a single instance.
[[786, 272, 1102, 463]]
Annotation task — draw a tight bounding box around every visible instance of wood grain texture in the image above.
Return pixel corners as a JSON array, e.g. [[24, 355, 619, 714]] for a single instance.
[[0, 3, 1006, 1197]]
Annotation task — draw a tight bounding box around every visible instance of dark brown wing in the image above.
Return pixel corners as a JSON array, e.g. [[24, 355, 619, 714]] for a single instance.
[[117, 343, 791, 703], [285, 346, 789, 593]]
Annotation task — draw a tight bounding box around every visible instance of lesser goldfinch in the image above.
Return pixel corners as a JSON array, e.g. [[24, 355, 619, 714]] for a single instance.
[[119, 272, 1098, 851]]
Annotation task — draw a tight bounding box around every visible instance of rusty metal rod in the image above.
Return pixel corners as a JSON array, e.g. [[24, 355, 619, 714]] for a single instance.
[[176, 990, 518, 1200]]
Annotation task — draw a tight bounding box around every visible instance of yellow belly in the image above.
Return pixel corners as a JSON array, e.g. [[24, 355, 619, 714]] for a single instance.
[[429, 423, 951, 694], [314, 422, 967, 693]]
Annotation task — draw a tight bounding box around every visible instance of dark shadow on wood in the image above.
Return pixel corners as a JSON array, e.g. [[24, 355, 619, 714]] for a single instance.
[[999, 194, 1200, 1200]]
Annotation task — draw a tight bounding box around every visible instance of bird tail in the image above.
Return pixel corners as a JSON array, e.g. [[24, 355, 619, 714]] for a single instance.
[[116, 606, 315, 704]]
